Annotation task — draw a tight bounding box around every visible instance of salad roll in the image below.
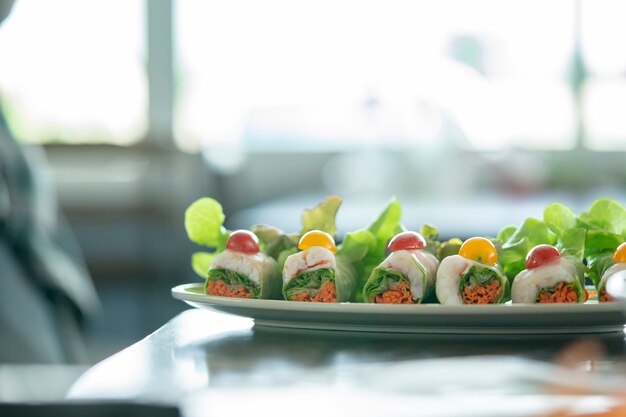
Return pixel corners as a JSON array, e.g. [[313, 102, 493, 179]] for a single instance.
[[363, 231, 439, 304], [597, 243, 626, 302], [283, 230, 356, 302], [206, 230, 282, 299], [436, 237, 509, 305], [511, 244, 586, 304]]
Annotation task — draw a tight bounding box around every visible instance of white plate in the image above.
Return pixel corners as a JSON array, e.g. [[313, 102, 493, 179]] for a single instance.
[[172, 283, 626, 334]]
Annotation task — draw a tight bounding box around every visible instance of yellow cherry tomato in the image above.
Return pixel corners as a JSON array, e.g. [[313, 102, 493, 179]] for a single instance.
[[458, 237, 498, 265], [298, 230, 336, 253], [613, 242, 626, 263]]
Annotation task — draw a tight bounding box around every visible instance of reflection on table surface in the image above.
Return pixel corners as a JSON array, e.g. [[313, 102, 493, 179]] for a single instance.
[[69, 309, 626, 417]]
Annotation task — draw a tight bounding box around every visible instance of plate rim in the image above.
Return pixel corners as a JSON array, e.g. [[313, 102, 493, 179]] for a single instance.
[[171, 283, 626, 316]]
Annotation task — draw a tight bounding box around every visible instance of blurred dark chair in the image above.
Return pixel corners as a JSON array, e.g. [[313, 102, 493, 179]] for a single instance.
[[0, 105, 100, 363], [0, 0, 99, 363]]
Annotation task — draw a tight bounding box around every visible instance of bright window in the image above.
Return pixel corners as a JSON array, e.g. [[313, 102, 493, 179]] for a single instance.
[[0, 0, 147, 145], [581, 0, 626, 150], [175, 0, 576, 152]]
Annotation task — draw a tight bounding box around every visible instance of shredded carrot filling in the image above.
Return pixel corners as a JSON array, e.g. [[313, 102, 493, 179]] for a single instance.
[[536, 282, 578, 303], [292, 282, 336, 302], [600, 290, 615, 302], [207, 279, 252, 298], [461, 279, 502, 304], [374, 281, 413, 304]]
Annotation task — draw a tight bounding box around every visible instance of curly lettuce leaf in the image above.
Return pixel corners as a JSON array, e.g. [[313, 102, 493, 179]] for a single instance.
[[556, 227, 586, 261], [545, 199, 625, 287], [543, 203, 577, 238], [184, 198, 230, 249], [587, 252, 617, 289], [499, 218, 556, 281], [334, 198, 403, 302], [337, 229, 376, 263], [191, 251, 216, 279], [419, 224, 440, 256], [364, 198, 403, 270], [250, 224, 298, 259], [276, 247, 298, 272], [437, 238, 463, 261], [583, 230, 623, 288], [578, 198, 626, 236], [585, 229, 623, 258], [300, 195, 343, 237], [497, 225, 517, 243], [367, 197, 402, 242], [541, 203, 586, 262]]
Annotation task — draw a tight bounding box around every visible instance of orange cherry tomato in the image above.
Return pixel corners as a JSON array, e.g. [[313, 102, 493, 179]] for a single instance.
[[226, 230, 259, 254], [613, 242, 626, 263], [298, 230, 336, 253], [458, 237, 498, 265]]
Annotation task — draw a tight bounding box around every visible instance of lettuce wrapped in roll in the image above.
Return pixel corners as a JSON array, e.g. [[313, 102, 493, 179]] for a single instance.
[[436, 237, 509, 305], [206, 230, 281, 299], [596, 242, 626, 302], [511, 244, 586, 304], [363, 232, 439, 304], [283, 230, 356, 302]]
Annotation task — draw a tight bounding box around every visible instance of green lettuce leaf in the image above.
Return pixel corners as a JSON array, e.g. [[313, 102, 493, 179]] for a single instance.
[[544, 203, 577, 238], [588, 252, 617, 289], [542, 203, 586, 262], [362, 198, 403, 281], [419, 224, 440, 256], [250, 224, 298, 259], [276, 247, 298, 272], [585, 230, 624, 258], [334, 198, 404, 302], [300, 195, 343, 237], [583, 230, 622, 288], [578, 198, 626, 236], [436, 238, 463, 261], [499, 218, 556, 281], [497, 225, 517, 243], [556, 227, 586, 261], [184, 197, 230, 249], [191, 251, 216, 279], [367, 197, 402, 242], [337, 229, 376, 263]]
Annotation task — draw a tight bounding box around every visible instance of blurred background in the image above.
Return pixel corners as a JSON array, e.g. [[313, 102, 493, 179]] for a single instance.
[[1, 0, 626, 363]]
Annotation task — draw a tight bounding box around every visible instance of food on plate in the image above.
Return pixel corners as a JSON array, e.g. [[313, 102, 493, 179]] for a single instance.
[[184, 195, 626, 307], [333, 198, 404, 302], [436, 237, 509, 305], [184, 195, 343, 278], [511, 244, 587, 304], [362, 231, 439, 304], [205, 230, 282, 299], [282, 230, 356, 302], [597, 242, 626, 302]]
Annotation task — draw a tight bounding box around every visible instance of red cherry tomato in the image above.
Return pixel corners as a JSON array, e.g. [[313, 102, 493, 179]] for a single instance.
[[525, 244, 560, 270], [226, 230, 259, 254], [387, 231, 426, 252]]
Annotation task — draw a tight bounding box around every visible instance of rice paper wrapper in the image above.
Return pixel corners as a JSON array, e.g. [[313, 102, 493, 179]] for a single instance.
[[363, 253, 434, 304], [282, 255, 357, 302], [206, 254, 282, 299]]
